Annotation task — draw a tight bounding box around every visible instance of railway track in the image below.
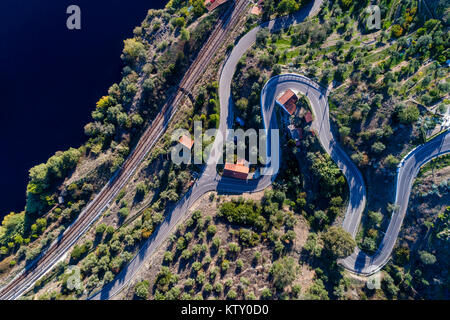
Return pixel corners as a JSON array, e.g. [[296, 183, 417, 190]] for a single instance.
[[0, 0, 249, 300]]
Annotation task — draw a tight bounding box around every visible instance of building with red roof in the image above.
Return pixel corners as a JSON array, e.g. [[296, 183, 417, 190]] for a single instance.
[[223, 159, 249, 180], [277, 89, 298, 115], [179, 134, 194, 150], [251, 5, 262, 15], [205, 0, 229, 12]]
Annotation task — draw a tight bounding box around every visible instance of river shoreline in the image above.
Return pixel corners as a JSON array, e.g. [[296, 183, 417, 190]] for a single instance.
[[0, 0, 167, 216]]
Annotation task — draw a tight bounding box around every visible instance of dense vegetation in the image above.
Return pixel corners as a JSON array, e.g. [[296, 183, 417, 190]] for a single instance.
[[130, 115, 356, 299], [247, 0, 449, 255]]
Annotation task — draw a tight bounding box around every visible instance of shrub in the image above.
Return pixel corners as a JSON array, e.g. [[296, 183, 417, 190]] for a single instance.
[[95, 224, 107, 235], [135, 182, 147, 199], [368, 210, 383, 226], [218, 200, 263, 228], [119, 207, 129, 219], [261, 287, 272, 299], [212, 237, 221, 249], [163, 251, 174, 264], [322, 226, 356, 258], [398, 105, 419, 124], [292, 284, 301, 298], [221, 260, 230, 272], [372, 142, 386, 154], [203, 283, 213, 294], [239, 228, 260, 247], [227, 289, 237, 300], [214, 283, 223, 295], [361, 237, 376, 252], [384, 154, 399, 169], [176, 237, 186, 251], [135, 280, 150, 299], [394, 247, 410, 265], [227, 242, 241, 256], [391, 24, 403, 38], [419, 251, 436, 265], [224, 279, 233, 288], [270, 256, 298, 290], [207, 225, 217, 236]]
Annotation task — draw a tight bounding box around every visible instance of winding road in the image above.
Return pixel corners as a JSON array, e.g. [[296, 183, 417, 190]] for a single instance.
[[3, 0, 448, 300], [90, 0, 450, 299]]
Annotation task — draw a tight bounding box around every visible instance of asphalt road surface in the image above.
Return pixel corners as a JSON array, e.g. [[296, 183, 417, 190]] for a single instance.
[[339, 130, 450, 274]]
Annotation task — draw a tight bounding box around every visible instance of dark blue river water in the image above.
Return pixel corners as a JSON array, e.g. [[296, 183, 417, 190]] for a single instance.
[[0, 0, 167, 217]]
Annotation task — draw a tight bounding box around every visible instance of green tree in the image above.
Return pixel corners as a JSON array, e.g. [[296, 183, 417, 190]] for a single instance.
[[394, 246, 410, 265], [322, 226, 356, 258], [135, 182, 147, 199], [437, 82, 450, 94], [261, 287, 272, 299], [119, 207, 129, 219], [227, 289, 237, 300], [277, 0, 300, 15], [398, 105, 419, 124], [419, 251, 436, 265], [122, 39, 146, 66], [270, 256, 298, 290], [170, 17, 185, 28], [391, 25, 403, 38], [371, 142, 386, 154], [384, 154, 399, 169], [368, 210, 383, 226], [305, 279, 329, 300], [341, 0, 352, 8], [421, 94, 433, 106], [135, 280, 150, 299], [190, 0, 206, 17], [180, 28, 190, 41]]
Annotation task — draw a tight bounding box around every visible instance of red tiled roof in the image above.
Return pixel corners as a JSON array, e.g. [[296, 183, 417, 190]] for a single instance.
[[284, 100, 297, 115], [277, 89, 298, 115], [278, 89, 296, 105], [205, 0, 229, 11], [251, 5, 262, 15], [224, 163, 249, 174], [179, 135, 194, 149], [223, 160, 249, 180]]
